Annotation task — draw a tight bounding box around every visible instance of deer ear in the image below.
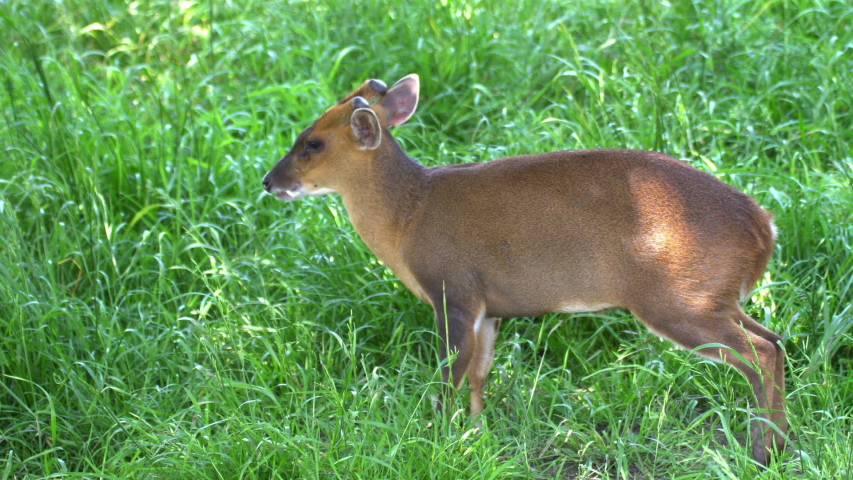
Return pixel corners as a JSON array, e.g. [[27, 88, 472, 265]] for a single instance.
[[351, 108, 381, 150], [380, 74, 419, 126]]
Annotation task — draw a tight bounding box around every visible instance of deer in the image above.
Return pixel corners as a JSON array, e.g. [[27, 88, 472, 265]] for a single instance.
[[262, 74, 787, 465]]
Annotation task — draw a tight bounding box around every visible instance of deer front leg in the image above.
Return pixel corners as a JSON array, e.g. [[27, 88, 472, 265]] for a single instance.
[[467, 316, 501, 415], [433, 300, 487, 414]]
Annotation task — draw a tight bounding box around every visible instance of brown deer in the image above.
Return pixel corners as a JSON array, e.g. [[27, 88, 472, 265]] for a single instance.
[[262, 74, 787, 465]]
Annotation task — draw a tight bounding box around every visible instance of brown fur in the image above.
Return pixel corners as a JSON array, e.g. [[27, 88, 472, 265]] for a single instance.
[[263, 75, 787, 465]]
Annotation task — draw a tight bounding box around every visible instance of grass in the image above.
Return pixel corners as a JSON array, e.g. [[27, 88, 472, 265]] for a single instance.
[[1, 0, 852, 478]]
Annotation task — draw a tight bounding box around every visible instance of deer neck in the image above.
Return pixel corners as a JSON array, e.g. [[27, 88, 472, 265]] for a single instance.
[[337, 133, 427, 262]]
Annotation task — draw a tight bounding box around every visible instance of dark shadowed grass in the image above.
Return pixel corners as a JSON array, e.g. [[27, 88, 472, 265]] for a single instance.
[[1, 0, 852, 478]]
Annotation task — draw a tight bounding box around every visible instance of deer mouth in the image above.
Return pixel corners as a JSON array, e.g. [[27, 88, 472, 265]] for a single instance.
[[266, 180, 334, 201], [264, 178, 304, 201], [275, 189, 302, 201]]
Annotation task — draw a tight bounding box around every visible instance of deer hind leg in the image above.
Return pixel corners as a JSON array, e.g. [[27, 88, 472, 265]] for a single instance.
[[632, 304, 787, 465], [736, 310, 788, 460]]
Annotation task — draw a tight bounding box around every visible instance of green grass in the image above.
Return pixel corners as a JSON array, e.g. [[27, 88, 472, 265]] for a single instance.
[[1, 0, 852, 478]]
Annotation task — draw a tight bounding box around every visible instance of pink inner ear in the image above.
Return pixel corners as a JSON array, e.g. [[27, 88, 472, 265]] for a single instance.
[[387, 95, 416, 126], [383, 75, 419, 126], [351, 109, 381, 149], [353, 119, 374, 143]]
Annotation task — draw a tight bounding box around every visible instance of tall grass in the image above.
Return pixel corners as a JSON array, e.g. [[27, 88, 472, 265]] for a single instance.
[[1, 0, 851, 478]]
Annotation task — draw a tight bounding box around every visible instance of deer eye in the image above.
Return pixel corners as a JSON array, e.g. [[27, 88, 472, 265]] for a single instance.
[[305, 139, 323, 152]]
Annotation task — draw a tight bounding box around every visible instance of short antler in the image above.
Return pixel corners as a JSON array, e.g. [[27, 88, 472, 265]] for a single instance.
[[338, 79, 388, 105]]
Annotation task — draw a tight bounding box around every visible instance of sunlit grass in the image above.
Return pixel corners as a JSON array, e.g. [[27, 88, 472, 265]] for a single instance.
[[1, 0, 851, 478]]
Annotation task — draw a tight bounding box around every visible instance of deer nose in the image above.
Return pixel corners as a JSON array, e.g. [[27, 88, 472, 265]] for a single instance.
[[262, 173, 273, 192]]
